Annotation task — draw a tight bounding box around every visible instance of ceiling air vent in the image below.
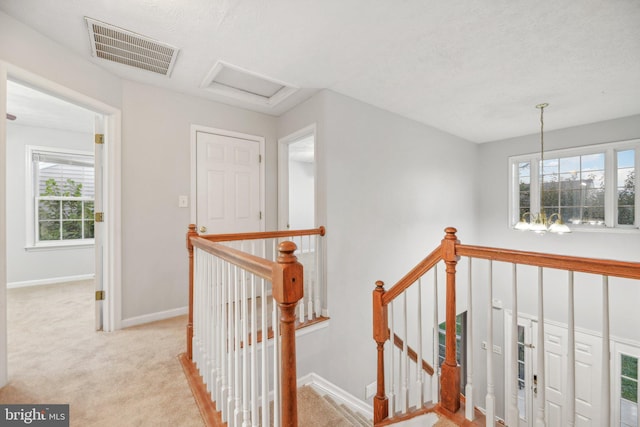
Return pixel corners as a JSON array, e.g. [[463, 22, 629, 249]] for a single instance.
[[201, 61, 298, 108], [85, 17, 179, 76]]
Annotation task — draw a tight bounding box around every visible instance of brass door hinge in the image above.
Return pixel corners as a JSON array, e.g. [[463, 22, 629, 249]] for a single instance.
[[95, 134, 104, 145], [95, 212, 104, 222], [95, 290, 105, 301]]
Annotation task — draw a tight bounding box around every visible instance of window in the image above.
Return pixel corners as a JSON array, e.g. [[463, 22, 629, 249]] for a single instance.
[[620, 353, 638, 427], [29, 147, 95, 246], [438, 311, 467, 393], [511, 139, 639, 230]]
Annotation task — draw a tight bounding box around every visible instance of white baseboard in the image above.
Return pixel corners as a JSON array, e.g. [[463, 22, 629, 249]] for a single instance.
[[7, 274, 95, 289], [297, 372, 373, 418], [120, 306, 188, 329]]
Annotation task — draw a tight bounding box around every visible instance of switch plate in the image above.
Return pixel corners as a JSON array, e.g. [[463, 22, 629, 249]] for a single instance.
[[178, 195, 188, 208]]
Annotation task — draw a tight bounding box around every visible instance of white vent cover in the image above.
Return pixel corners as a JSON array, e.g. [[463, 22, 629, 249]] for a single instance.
[[201, 61, 298, 108], [85, 17, 179, 76]]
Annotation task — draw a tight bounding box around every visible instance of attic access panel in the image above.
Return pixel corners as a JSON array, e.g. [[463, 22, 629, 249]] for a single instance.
[[201, 61, 298, 108], [85, 17, 179, 76]]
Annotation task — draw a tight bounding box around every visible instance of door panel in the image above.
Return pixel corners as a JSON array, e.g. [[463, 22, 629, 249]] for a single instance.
[[543, 326, 566, 426], [196, 132, 261, 234]]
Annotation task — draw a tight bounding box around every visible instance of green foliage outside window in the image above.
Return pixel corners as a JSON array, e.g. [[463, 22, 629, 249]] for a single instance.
[[38, 177, 94, 242], [621, 354, 638, 402]]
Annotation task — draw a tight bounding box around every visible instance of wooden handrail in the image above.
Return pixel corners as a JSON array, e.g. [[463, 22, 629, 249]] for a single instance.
[[392, 332, 435, 376], [200, 226, 326, 243], [457, 244, 640, 280], [190, 235, 274, 280], [381, 245, 442, 306]]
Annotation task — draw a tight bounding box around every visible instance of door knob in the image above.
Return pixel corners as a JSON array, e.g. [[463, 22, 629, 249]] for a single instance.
[[199, 225, 207, 233]]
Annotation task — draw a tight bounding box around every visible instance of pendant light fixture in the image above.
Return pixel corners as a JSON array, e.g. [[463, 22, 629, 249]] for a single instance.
[[514, 103, 571, 234]]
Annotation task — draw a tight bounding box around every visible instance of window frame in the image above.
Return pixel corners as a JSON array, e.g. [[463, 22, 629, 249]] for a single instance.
[[26, 145, 95, 249], [509, 139, 640, 232]]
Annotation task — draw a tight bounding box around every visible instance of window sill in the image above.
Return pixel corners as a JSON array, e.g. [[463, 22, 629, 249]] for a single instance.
[[25, 240, 95, 252], [511, 226, 640, 235]]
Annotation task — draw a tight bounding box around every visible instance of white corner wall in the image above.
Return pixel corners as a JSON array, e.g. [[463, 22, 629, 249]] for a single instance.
[[278, 90, 479, 401], [6, 124, 95, 286]]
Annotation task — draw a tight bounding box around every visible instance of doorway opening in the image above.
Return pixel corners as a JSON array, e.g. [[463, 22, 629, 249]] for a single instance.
[[5, 78, 102, 325], [278, 125, 316, 230]]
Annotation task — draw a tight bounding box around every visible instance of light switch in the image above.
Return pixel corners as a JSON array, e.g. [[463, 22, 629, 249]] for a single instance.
[[178, 195, 188, 208]]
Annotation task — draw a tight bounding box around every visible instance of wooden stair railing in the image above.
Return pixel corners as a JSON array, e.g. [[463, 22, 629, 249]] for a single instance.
[[185, 224, 311, 427], [373, 228, 459, 424], [373, 227, 640, 427]]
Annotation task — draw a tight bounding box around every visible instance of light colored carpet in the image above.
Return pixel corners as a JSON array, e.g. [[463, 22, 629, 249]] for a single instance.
[[0, 280, 204, 427]]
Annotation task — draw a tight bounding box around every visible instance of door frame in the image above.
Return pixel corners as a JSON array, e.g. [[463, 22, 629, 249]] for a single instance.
[[189, 125, 266, 230], [504, 311, 537, 427], [277, 124, 316, 230], [0, 64, 122, 386]]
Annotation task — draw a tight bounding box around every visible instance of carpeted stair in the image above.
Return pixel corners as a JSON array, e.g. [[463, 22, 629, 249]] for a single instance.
[[297, 385, 372, 427]]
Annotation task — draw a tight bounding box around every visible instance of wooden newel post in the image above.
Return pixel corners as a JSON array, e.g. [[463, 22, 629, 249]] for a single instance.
[[186, 224, 198, 360], [440, 227, 461, 413], [373, 280, 390, 424], [273, 241, 304, 427]]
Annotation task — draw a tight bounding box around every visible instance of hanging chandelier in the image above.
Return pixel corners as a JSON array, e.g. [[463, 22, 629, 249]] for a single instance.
[[514, 103, 571, 235]]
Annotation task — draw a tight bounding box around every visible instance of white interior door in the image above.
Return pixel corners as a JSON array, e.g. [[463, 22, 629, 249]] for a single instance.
[[196, 131, 262, 234]]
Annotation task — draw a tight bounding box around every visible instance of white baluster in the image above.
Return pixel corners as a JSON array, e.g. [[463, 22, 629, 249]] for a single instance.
[[195, 249, 203, 371], [432, 266, 439, 404], [465, 257, 474, 421], [225, 263, 233, 426], [210, 255, 217, 397], [233, 266, 241, 427], [250, 274, 258, 425], [535, 267, 546, 427], [307, 234, 314, 320], [297, 236, 306, 323], [272, 300, 281, 427], [388, 301, 396, 416], [314, 234, 322, 317], [241, 269, 250, 427], [260, 278, 270, 427], [402, 291, 409, 413], [416, 278, 424, 408], [486, 260, 496, 425], [220, 259, 228, 422], [508, 263, 519, 425], [601, 275, 611, 427], [567, 271, 576, 427], [225, 262, 234, 423]]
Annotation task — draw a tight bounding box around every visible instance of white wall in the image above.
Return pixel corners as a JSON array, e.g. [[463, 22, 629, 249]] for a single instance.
[[473, 114, 640, 419], [278, 90, 479, 401], [120, 80, 278, 322], [6, 124, 95, 285], [288, 159, 314, 229]]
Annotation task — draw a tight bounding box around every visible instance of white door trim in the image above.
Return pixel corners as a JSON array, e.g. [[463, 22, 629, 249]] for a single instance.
[[277, 124, 316, 230], [0, 63, 122, 340], [190, 125, 266, 230]]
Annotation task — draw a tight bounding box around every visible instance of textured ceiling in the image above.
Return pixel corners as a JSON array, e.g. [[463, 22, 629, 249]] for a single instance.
[[1, 0, 639, 142]]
